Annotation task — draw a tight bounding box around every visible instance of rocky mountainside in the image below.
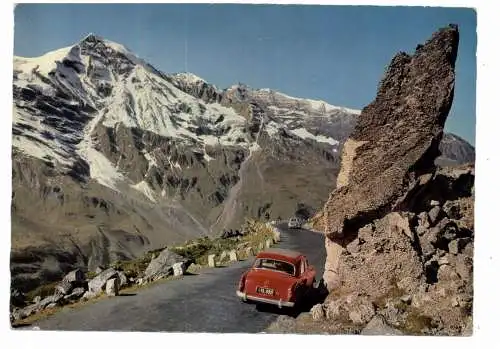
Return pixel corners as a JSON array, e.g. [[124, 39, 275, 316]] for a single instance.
[[309, 24, 474, 335], [11, 33, 473, 292]]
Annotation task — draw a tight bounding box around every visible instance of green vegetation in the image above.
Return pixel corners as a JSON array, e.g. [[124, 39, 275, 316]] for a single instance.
[[25, 281, 58, 303], [171, 219, 276, 265], [105, 219, 275, 278]]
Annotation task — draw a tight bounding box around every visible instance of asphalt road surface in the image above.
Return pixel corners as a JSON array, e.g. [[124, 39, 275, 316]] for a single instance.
[[30, 224, 325, 332]]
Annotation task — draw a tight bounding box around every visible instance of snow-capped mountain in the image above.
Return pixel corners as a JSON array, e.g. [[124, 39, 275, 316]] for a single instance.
[[11, 34, 474, 291]]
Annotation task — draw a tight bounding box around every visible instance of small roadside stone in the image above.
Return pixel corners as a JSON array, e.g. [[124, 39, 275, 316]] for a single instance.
[[265, 239, 272, 248], [219, 251, 228, 262], [208, 254, 216, 268], [273, 230, 281, 242], [229, 250, 238, 262], [105, 278, 119, 296]]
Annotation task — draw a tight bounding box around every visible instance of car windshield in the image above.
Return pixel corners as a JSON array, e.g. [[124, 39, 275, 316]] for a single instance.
[[253, 258, 295, 276]]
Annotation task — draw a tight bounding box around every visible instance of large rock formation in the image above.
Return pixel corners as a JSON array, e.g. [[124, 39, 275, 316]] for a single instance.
[[321, 24, 460, 289], [316, 25, 473, 335]]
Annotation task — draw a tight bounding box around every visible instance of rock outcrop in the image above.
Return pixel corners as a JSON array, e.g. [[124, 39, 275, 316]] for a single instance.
[[316, 25, 473, 335], [322, 24, 459, 241], [88, 268, 118, 293], [144, 248, 190, 281]]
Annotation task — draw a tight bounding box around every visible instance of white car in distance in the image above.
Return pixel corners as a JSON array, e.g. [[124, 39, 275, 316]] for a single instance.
[[288, 217, 303, 229]]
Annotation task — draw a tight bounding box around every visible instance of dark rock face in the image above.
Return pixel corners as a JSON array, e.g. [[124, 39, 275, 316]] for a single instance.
[[322, 25, 460, 239]]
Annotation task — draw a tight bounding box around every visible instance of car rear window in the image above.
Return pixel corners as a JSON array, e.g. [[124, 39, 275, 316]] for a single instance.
[[253, 258, 295, 276]]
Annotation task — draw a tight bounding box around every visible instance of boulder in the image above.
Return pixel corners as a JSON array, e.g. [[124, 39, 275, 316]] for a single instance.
[[430, 200, 440, 207], [208, 254, 216, 268], [55, 279, 73, 295], [321, 25, 459, 240], [310, 304, 325, 321], [63, 287, 86, 301], [173, 262, 187, 276], [455, 254, 473, 281], [245, 246, 254, 257], [117, 271, 128, 288], [448, 238, 470, 255], [416, 211, 430, 234], [11, 309, 22, 322], [63, 269, 85, 284], [33, 295, 41, 304], [348, 299, 376, 325], [144, 248, 187, 281], [361, 315, 403, 335], [10, 288, 26, 307], [437, 264, 460, 282], [106, 278, 119, 296], [428, 206, 443, 225], [219, 251, 228, 262], [88, 268, 118, 293], [39, 293, 63, 309], [320, 26, 459, 294], [82, 290, 99, 300], [19, 304, 40, 318]]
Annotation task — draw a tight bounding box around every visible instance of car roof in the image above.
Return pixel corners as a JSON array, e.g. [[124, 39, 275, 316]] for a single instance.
[[255, 248, 303, 263]]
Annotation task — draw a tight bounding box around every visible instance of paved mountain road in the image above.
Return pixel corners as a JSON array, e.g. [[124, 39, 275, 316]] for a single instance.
[[32, 224, 325, 332]]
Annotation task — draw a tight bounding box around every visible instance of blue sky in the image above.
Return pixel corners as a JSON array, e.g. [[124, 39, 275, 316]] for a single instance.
[[14, 4, 476, 145]]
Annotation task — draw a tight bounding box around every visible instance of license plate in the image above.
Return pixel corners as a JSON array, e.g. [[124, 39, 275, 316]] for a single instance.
[[256, 287, 274, 295]]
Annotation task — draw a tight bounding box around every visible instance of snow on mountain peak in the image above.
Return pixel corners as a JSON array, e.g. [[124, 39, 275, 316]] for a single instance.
[[173, 72, 207, 84], [12, 35, 361, 194]]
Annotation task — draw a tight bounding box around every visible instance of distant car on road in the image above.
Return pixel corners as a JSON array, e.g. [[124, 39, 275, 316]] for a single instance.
[[287, 217, 303, 229], [236, 248, 316, 308]]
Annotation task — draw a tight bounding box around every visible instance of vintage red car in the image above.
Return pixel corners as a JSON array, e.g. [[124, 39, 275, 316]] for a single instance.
[[236, 248, 316, 308]]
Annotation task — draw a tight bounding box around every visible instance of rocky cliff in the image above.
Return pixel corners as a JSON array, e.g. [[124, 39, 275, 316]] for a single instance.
[[311, 24, 473, 335]]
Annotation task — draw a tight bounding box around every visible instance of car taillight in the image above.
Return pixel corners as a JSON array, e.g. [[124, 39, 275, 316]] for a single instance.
[[239, 273, 247, 291]]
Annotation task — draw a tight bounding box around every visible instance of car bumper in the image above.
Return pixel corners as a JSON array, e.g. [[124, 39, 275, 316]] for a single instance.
[[236, 291, 295, 308]]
